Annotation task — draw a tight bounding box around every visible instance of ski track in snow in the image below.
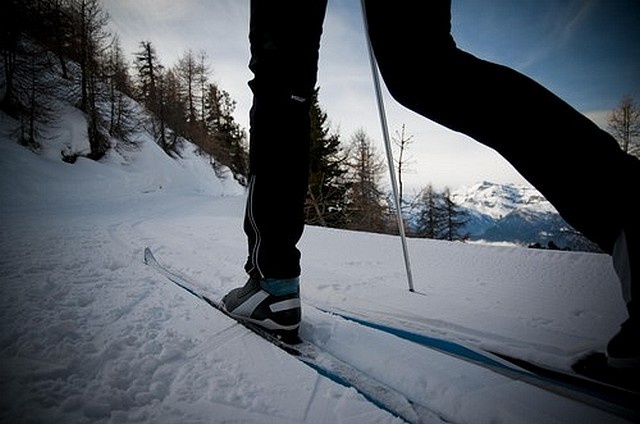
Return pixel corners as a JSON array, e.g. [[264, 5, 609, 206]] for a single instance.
[[1, 199, 403, 424], [0, 129, 403, 423], [1, 112, 633, 423]]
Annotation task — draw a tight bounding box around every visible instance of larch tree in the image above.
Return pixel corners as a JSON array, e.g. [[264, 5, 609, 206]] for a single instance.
[[344, 129, 388, 233], [608, 95, 640, 159]]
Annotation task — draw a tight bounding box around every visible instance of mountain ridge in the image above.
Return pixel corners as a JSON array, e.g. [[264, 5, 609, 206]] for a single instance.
[[450, 181, 595, 251]]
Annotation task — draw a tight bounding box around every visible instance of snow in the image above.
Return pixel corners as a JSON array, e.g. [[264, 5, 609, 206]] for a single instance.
[[0, 108, 632, 423]]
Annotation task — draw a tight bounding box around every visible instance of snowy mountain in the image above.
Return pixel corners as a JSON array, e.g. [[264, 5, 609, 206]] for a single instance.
[[451, 181, 590, 250], [451, 181, 557, 220]]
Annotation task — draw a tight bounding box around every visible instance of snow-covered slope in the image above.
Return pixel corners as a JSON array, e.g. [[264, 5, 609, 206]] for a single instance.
[[0, 110, 632, 423]]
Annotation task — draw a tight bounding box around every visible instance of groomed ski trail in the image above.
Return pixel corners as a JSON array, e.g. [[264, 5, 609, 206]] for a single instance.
[[2, 132, 631, 423], [314, 306, 639, 421], [143, 248, 635, 424], [144, 247, 430, 424]]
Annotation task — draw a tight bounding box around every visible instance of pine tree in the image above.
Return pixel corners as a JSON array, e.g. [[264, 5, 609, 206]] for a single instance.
[[441, 188, 470, 241], [203, 82, 248, 183], [414, 184, 445, 239], [133, 41, 162, 113], [305, 90, 348, 227], [134, 41, 172, 152], [414, 185, 469, 241]]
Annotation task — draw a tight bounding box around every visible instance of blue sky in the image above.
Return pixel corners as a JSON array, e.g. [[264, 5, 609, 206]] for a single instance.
[[451, 0, 639, 112], [105, 0, 639, 191]]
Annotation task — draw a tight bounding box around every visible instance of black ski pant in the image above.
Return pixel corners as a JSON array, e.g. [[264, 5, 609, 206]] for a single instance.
[[243, 0, 327, 280], [244, 0, 639, 307]]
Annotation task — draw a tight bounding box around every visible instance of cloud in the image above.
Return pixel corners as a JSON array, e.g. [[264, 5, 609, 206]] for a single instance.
[[518, 0, 598, 70], [584, 109, 612, 129], [552, 0, 598, 45], [105, 0, 252, 127], [105, 0, 249, 63]]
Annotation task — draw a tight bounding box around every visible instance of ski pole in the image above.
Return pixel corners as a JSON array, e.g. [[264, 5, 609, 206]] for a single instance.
[[359, 0, 415, 292]]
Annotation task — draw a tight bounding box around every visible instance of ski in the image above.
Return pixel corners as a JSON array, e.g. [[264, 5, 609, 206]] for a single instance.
[[497, 351, 640, 404], [143, 247, 638, 422], [317, 307, 640, 422], [142, 248, 424, 424], [143, 247, 301, 353]]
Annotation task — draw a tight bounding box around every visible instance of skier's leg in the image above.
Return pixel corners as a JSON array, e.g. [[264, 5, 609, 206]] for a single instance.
[[607, 228, 640, 367], [223, 0, 327, 336], [243, 0, 327, 280], [364, 0, 640, 365]]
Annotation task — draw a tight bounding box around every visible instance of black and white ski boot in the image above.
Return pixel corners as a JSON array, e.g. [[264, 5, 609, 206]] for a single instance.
[[222, 277, 301, 343]]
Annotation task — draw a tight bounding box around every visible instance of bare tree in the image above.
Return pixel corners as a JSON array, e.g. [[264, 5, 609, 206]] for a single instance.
[[0, 1, 57, 150], [174, 49, 210, 147], [15, 43, 56, 151], [197, 51, 210, 127], [103, 35, 136, 145], [1, 0, 24, 117], [155, 69, 183, 155], [36, 0, 73, 79], [175, 49, 200, 127], [392, 124, 415, 211], [71, 0, 110, 159], [608, 95, 640, 158], [344, 129, 387, 232]]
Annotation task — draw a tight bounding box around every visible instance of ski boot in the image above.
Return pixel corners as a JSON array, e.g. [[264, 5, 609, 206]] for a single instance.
[[222, 277, 301, 343]]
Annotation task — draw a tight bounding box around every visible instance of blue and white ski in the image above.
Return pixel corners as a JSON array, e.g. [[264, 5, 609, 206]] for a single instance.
[[143, 247, 423, 423], [316, 306, 639, 421], [144, 247, 638, 422]]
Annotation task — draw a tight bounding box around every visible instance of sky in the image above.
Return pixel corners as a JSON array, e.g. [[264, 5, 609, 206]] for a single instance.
[[104, 0, 640, 192]]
